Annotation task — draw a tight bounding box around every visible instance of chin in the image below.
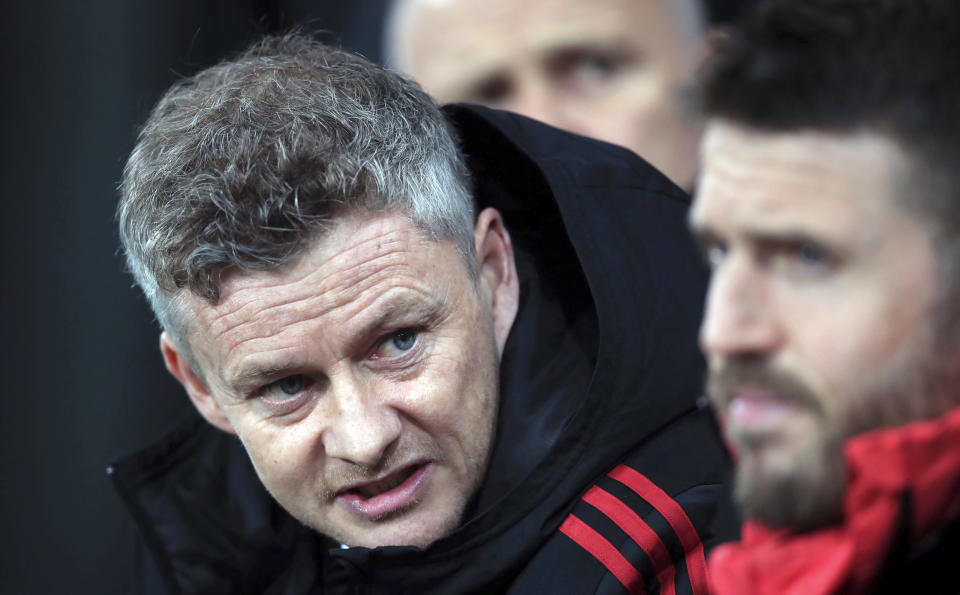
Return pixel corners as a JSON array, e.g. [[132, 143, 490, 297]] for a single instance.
[[328, 509, 464, 550], [734, 438, 846, 532]]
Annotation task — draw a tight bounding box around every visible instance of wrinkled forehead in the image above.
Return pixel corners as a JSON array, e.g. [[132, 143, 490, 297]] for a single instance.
[[177, 210, 452, 348]]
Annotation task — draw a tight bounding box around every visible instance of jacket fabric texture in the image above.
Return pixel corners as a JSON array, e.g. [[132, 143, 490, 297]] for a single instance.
[[110, 104, 739, 594], [710, 403, 960, 595]]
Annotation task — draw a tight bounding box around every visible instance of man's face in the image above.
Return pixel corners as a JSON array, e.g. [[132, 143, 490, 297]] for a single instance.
[[165, 210, 517, 548], [690, 122, 950, 530], [391, 0, 704, 189]]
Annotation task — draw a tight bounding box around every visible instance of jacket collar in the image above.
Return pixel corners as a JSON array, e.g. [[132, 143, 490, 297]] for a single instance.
[[710, 403, 960, 594]]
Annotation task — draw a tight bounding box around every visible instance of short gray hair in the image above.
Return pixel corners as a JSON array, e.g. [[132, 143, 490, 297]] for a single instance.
[[118, 34, 475, 344]]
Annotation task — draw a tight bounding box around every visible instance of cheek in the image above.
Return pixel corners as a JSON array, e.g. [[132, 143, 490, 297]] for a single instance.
[[785, 285, 934, 431], [236, 421, 319, 493], [405, 333, 499, 453], [587, 75, 660, 124], [407, 350, 495, 426], [588, 77, 696, 156], [808, 297, 923, 377]]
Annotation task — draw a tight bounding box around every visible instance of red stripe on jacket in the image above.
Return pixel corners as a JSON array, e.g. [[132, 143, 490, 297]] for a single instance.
[[559, 515, 647, 595], [583, 486, 677, 595], [609, 465, 710, 595]]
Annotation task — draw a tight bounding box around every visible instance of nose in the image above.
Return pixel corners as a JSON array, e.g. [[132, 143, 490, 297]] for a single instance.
[[700, 257, 783, 359], [322, 376, 401, 469]]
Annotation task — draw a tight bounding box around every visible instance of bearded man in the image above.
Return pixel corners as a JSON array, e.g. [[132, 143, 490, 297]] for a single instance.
[[688, 0, 960, 592]]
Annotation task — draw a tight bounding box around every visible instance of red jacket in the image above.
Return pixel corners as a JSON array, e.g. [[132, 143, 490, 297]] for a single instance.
[[710, 404, 960, 594]]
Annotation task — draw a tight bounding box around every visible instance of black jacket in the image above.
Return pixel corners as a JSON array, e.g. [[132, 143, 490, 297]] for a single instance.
[[110, 105, 739, 594]]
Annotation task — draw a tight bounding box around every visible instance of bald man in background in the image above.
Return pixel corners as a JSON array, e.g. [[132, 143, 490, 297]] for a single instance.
[[386, 0, 709, 190]]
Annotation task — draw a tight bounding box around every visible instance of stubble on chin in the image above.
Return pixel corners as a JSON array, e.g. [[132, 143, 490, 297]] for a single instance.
[[708, 360, 846, 532], [732, 426, 846, 532]]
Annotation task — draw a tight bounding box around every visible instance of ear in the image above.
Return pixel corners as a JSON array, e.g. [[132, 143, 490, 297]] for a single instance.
[[473, 207, 520, 355], [160, 332, 236, 434]]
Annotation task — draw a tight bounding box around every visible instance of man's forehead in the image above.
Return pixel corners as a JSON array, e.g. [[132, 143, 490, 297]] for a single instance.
[[693, 120, 909, 230], [400, 0, 682, 61], [219, 211, 431, 288], [700, 120, 908, 179], [181, 211, 446, 348]]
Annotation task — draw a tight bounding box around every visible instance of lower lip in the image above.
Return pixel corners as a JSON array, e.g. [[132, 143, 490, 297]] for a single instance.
[[727, 392, 803, 429], [337, 463, 432, 519]]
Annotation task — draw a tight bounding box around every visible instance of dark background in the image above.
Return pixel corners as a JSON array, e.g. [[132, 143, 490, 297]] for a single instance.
[[2, 3, 388, 592], [1, 1, 749, 592]]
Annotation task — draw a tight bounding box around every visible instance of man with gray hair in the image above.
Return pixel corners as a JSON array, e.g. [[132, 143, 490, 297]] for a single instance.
[[112, 34, 736, 593]]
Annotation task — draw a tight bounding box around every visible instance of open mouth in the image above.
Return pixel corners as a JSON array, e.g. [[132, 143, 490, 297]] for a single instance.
[[351, 465, 420, 499], [336, 463, 432, 519]]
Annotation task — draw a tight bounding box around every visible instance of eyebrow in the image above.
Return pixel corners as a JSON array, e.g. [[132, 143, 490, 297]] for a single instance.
[[360, 293, 446, 336], [226, 360, 306, 398], [691, 222, 846, 258]]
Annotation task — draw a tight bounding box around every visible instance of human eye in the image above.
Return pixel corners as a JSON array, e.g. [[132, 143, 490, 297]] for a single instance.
[[372, 328, 420, 360], [767, 238, 839, 278], [794, 243, 828, 266], [551, 46, 631, 93], [256, 374, 316, 415], [263, 374, 307, 397], [467, 74, 513, 105], [575, 51, 621, 79]]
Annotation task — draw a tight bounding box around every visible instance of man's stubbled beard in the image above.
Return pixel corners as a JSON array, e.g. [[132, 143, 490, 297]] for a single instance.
[[706, 315, 954, 534], [708, 359, 846, 532]]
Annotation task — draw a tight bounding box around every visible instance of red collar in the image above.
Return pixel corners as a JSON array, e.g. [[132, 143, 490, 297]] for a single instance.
[[710, 404, 960, 594]]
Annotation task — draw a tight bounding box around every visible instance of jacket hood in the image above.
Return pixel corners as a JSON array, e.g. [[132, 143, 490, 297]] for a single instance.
[[110, 104, 710, 594], [421, 104, 709, 534]]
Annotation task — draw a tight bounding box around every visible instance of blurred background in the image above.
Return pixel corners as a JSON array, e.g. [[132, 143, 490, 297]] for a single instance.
[[1, 1, 748, 592], [2, 3, 388, 592]]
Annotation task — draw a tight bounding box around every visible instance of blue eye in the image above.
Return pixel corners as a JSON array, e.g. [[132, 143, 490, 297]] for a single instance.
[[276, 375, 304, 395], [392, 329, 417, 352], [766, 239, 838, 279], [372, 328, 420, 361]]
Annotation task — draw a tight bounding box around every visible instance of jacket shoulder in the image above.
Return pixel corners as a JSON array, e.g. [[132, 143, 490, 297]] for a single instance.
[[505, 407, 739, 595], [109, 411, 321, 594]]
